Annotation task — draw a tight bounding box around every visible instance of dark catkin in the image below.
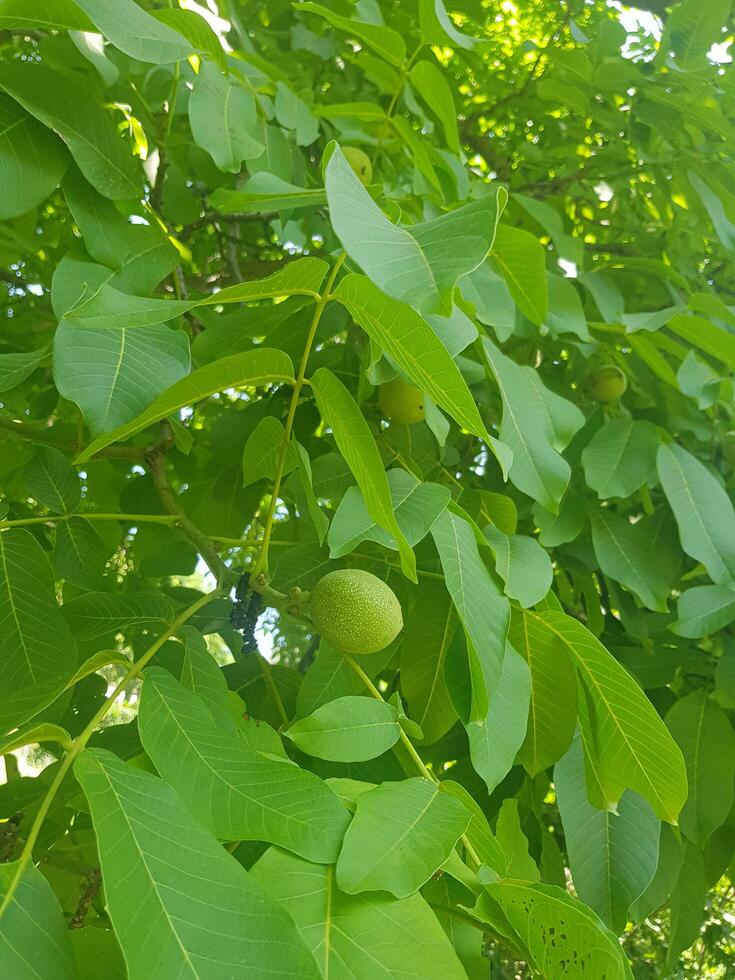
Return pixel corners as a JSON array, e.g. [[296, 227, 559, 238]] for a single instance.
[[229, 575, 264, 656]]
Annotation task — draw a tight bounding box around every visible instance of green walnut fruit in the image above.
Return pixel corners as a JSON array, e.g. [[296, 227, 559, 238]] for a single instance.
[[587, 365, 627, 402], [379, 378, 425, 424], [342, 145, 373, 185], [309, 569, 403, 655]]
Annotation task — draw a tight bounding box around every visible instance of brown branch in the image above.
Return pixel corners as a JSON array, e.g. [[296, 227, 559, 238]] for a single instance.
[[69, 867, 101, 929]]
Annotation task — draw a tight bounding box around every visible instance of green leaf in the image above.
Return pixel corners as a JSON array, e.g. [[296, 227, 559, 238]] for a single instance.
[[494, 799, 540, 882], [0, 62, 141, 199], [0, 0, 94, 30], [328, 468, 450, 558], [24, 447, 80, 514], [210, 174, 326, 214], [138, 668, 349, 861], [657, 442, 735, 587], [333, 275, 505, 465], [431, 509, 510, 716], [474, 882, 634, 979], [151, 8, 227, 69], [590, 509, 673, 612], [665, 690, 735, 844], [466, 645, 530, 793], [189, 62, 263, 172], [294, 442, 329, 545], [199, 257, 328, 304], [509, 607, 577, 776], [54, 517, 108, 589], [410, 60, 459, 154], [525, 610, 687, 823], [400, 583, 458, 745], [63, 591, 174, 641], [0, 862, 74, 979], [336, 777, 469, 898], [285, 695, 401, 761], [483, 527, 553, 608], [419, 0, 481, 50], [75, 349, 294, 462], [73, 0, 193, 63], [555, 737, 660, 933], [546, 273, 590, 340], [0, 529, 77, 732], [668, 312, 735, 371], [0, 345, 50, 392], [581, 419, 660, 499], [672, 584, 735, 637], [299, 2, 406, 66], [310, 366, 416, 581], [53, 322, 191, 436], [253, 847, 467, 978], [326, 147, 506, 314], [0, 722, 72, 755], [74, 748, 320, 980], [177, 626, 235, 733], [0, 94, 67, 219], [242, 416, 297, 486], [482, 337, 584, 512], [492, 225, 549, 326], [64, 282, 194, 329], [664, 0, 732, 67], [69, 929, 126, 980]]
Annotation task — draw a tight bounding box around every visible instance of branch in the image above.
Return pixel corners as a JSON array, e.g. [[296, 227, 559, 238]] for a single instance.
[[69, 868, 101, 929]]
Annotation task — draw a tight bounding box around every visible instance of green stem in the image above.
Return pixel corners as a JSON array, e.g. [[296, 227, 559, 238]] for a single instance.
[[0, 513, 181, 531], [0, 589, 221, 922], [252, 252, 346, 578], [341, 654, 481, 870]]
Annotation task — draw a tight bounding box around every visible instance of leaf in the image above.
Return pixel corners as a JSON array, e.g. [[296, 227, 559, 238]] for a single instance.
[[189, 62, 263, 172], [285, 696, 401, 762], [482, 337, 584, 512], [0, 0, 94, 30], [75, 349, 294, 462], [0, 62, 141, 199], [328, 468, 450, 558], [275, 82, 319, 146], [492, 225, 549, 326], [664, 0, 733, 67], [668, 312, 735, 371], [138, 668, 349, 861], [252, 847, 467, 979], [199, 257, 328, 304], [494, 799, 540, 882], [671, 584, 735, 637], [590, 509, 673, 612], [474, 882, 634, 979], [0, 862, 74, 979], [0, 529, 77, 732], [467, 645, 530, 793], [483, 527, 553, 608], [299, 2, 406, 66], [176, 626, 234, 732], [525, 610, 687, 823], [0, 345, 50, 392], [410, 60, 459, 154], [400, 583, 458, 744], [581, 419, 660, 499], [242, 416, 297, 486], [0, 722, 71, 756], [24, 447, 80, 514], [74, 748, 320, 980], [545, 273, 590, 340], [509, 607, 577, 776], [326, 147, 506, 314], [0, 94, 67, 219], [210, 175, 326, 214], [64, 282, 193, 328], [54, 517, 108, 589], [63, 591, 174, 640], [431, 508, 510, 716], [419, 0, 480, 50], [151, 7, 227, 69], [72, 0, 193, 63], [336, 777, 469, 898], [665, 690, 735, 844], [69, 929, 126, 980], [293, 442, 329, 545], [657, 442, 735, 587], [333, 275, 503, 463], [53, 322, 191, 436], [555, 737, 660, 933], [310, 366, 416, 581], [666, 842, 707, 970]]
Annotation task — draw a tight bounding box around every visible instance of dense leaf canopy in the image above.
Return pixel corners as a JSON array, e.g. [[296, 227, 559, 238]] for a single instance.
[[1, 1, 734, 977]]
